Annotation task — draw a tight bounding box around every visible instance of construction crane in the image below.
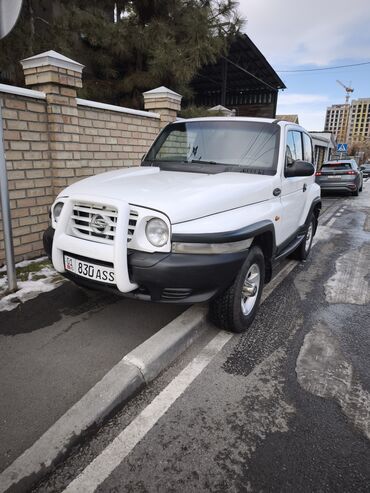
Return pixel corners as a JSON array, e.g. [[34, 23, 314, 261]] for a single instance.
[[336, 80, 354, 104]]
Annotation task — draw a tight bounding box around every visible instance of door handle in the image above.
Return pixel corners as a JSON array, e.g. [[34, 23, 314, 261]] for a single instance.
[[303, 183, 307, 192], [273, 188, 281, 197]]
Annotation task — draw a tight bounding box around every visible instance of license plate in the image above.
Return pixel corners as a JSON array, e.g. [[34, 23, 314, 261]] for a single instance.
[[64, 255, 115, 284], [328, 175, 340, 179]]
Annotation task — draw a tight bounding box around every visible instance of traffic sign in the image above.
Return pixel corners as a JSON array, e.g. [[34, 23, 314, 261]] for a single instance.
[[0, 0, 23, 38], [337, 143, 348, 153]]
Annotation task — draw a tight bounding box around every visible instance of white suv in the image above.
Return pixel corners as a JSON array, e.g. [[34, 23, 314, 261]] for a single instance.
[[44, 118, 321, 332]]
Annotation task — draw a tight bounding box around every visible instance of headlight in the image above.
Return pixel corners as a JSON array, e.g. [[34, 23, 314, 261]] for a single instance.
[[145, 218, 169, 247], [53, 202, 64, 222]]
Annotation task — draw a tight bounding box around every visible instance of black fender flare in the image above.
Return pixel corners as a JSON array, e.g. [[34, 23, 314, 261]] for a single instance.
[[302, 197, 322, 234], [172, 220, 276, 248]]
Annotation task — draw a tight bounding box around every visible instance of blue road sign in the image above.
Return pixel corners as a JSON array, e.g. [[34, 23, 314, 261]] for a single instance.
[[337, 143, 348, 153]]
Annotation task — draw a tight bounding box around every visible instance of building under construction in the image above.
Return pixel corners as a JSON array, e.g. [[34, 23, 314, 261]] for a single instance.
[[325, 99, 370, 144]]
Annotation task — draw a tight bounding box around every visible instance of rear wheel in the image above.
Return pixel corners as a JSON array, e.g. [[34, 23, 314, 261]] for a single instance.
[[352, 187, 359, 196], [291, 215, 315, 261], [210, 246, 265, 333]]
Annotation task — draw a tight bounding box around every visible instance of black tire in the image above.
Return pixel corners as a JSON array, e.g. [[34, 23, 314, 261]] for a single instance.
[[352, 187, 359, 196], [210, 246, 265, 333], [291, 215, 315, 261]]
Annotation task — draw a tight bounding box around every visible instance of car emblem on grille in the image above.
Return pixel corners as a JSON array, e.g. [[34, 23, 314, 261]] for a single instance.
[[90, 214, 108, 234]]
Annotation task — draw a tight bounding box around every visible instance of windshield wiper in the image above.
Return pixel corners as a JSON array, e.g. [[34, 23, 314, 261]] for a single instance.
[[187, 159, 219, 165]]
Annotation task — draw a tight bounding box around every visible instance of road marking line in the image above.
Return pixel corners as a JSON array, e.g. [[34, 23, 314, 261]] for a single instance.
[[261, 260, 299, 302], [62, 254, 305, 493], [327, 217, 336, 227], [320, 204, 341, 226], [63, 331, 233, 493], [61, 200, 342, 492]]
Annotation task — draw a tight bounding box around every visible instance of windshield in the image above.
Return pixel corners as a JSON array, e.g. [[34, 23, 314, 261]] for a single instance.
[[145, 120, 280, 173]]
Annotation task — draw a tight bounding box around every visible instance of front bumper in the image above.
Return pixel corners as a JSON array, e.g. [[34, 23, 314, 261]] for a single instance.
[[43, 226, 247, 303]]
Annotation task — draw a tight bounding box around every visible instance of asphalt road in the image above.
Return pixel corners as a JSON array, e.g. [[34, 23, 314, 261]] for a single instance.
[[0, 281, 185, 472], [33, 182, 370, 493]]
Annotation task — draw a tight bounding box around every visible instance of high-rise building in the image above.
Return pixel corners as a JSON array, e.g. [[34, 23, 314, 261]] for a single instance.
[[324, 104, 350, 143], [347, 98, 370, 143], [324, 99, 370, 144]]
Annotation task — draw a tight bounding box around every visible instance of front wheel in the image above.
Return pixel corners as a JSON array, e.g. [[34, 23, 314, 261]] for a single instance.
[[210, 246, 265, 333]]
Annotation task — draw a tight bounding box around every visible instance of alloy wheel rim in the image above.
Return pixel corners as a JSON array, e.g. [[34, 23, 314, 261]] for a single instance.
[[305, 222, 313, 253], [241, 263, 261, 316]]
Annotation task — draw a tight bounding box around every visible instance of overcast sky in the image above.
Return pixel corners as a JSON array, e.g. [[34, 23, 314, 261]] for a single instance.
[[238, 0, 370, 131]]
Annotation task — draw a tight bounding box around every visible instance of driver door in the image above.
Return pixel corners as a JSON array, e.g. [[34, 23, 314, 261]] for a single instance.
[[280, 129, 308, 243]]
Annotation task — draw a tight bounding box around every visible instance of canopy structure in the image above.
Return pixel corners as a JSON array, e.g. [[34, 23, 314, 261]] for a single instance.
[[189, 34, 286, 117]]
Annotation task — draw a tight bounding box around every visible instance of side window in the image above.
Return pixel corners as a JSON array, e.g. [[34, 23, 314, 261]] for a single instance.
[[286, 131, 295, 161], [302, 133, 313, 163], [286, 130, 303, 162], [292, 132, 303, 160]]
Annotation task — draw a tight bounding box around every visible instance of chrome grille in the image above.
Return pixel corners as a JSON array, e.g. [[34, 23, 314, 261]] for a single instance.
[[128, 210, 139, 243], [71, 203, 118, 244], [70, 203, 139, 244]]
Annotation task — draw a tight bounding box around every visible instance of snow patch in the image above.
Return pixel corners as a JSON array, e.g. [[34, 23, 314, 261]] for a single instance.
[[0, 261, 64, 312]]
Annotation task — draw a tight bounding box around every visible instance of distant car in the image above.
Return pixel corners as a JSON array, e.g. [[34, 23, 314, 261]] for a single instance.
[[361, 163, 370, 178], [316, 159, 363, 196]]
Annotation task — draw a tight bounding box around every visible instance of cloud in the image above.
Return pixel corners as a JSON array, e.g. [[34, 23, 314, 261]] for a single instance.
[[277, 94, 329, 130], [239, 0, 370, 67], [278, 93, 329, 105], [279, 109, 327, 131]]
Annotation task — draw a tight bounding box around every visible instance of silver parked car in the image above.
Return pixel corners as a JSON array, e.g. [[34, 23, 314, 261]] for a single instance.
[[315, 159, 363, 196]]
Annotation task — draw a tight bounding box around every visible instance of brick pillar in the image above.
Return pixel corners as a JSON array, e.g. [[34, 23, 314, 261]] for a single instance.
[[143, 86, 182, 129], [21, 50, 84, 196]]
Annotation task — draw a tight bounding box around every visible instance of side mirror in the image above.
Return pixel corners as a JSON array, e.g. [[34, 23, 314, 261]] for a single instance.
[[285, 160, 315, 177]]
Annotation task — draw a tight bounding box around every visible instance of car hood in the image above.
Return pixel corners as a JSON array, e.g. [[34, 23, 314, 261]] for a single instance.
[[59, 167, 275, 223]]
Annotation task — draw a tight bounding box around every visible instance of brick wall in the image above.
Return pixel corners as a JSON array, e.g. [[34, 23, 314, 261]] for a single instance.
[[0, 93, 52, 261], [0, 51, 182, 266], [0, 89, 171, 265], [75, 105, 159, 187]]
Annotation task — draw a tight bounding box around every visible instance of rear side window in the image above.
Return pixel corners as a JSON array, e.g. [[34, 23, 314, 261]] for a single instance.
[[322, 162, 351, 170], [286, 131, 303, 161], [303, 133, 313, 163]]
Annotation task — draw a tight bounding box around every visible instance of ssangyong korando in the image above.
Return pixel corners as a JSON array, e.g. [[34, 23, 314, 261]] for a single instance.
[[44, 118, 321, 332]]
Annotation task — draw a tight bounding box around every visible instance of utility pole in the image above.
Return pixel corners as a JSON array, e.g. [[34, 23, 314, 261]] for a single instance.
[[0, 0, 23, 292]]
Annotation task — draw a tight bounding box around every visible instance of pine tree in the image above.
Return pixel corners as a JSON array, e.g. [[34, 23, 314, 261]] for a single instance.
[[0, 0, 243, 108]]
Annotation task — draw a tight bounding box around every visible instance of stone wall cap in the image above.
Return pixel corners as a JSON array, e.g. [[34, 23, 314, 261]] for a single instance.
[[76, 97, 160, 119], [21, 50, 84, 73], [143, 86, 182, 101], [0, 82, 46, 100]]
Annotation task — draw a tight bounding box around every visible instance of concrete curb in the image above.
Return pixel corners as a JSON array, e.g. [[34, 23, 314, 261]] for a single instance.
[[0, 304, 208, 493]]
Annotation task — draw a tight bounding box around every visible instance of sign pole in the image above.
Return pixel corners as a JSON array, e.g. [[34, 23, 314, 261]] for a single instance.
[[0, 0, 24, 292], [0, 100, 17, 291]]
